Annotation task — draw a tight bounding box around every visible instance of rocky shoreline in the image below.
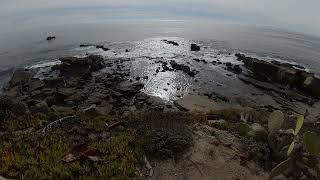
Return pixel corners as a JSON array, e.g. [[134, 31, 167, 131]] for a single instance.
[[0, 44, 320, 179]]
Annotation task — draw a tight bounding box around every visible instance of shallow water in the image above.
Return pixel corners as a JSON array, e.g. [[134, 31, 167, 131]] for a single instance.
[[1, 20, 320, 99]]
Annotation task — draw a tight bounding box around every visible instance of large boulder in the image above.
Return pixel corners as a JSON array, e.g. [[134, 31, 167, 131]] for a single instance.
[[0, 95, 28, 115], [191, 43, 200, 51], [54, 55, 105, 78], [117, 82, 144, 96], [302, 75, 320, 96], [28, 79, 45, 91], [30, 101, 50, 114], [170, 60, 197, 77], [236, 53, 320, 96], [8, 69, 33, 88]]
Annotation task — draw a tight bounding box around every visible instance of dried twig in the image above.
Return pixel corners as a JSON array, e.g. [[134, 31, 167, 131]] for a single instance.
[[107, 121, 124, 130], [144, 156, 153, 177], [41, 115, 79, 135], [188, 158, 204, 176]]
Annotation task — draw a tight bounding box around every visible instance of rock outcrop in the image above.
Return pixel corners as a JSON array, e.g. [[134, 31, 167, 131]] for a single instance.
[[46, 36, 56, 41], [53, 55, 105, 78], [236, 53, 320, 96], [162, 40, 179, 46], [170, 60, 197, 77], [191, 43, 200, 51]]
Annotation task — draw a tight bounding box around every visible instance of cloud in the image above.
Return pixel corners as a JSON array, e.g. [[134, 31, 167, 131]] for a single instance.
[[1, 0, 320, 36]]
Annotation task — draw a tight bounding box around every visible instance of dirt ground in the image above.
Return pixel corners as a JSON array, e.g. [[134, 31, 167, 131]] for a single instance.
[[144, 123, 268, 180]]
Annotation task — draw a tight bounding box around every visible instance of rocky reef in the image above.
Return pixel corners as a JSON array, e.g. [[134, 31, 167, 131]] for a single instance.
[[236, 53, 320, 97], [1, 50, 320, 179]]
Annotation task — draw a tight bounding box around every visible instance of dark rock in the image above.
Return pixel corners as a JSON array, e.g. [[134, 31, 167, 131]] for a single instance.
[[118, 82, 145, 96], [135, 92, 149, 101], [227, 64, 242, 74], [302, 75, 320, 96], [192, 58, 207, 63], [162, 40, 179, 46], [166, 104, 173, 109], [0, 95, 28, 115], [30, 101, 49, 113], [44, 77, 66, 88], [236, 53, 320, 96], [80, 44, 93, 47], [125, 49, 129, 52], [54, 55, 105, 78], [143, 76, 148, 80], [170, 60, 197, 77], [232, 65, 242, 74], [136, 77, 141, 81], [96, 45, 109, 51], [56, 88, 76, 102], [8, 69, 33, 88], [226, 62, 232, 67], [191, 43, 200, 51], [101, 47, 109, 51], [46, 36, 56, 41], [28, 79, 45, 91]]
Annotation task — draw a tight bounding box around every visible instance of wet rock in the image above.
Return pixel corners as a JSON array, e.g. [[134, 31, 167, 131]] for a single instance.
[[96, 45, 109, 51], [226, 64, 242, 74], [191, 43, 200, 51], [162, 40, 179, 46], [135, 92, 150, 102], [166, 104, 173, 109], [28, 79, 45, 91], [232, 65, 242, 74], [236, 53, 320, 96], [226, 62, 232, 67], [46, 36, 56, 41], [80, 44, 94, 47], [55, 88, 76, 102], [170, 60, 197, 77], [8, 69, 33, 88], [101, 47, 109, 51], [162, 62, 171, 71], [118, 82, 144, 96], [44, 77, 66, 88], [30, 101, 49, 114], [54, 55, 105, 78], [192, 58, 207, 63], [302, 75, 320, 96]]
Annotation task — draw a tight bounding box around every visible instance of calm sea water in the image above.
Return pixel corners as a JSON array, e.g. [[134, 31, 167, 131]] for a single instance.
[[0, 20, 320, 92]]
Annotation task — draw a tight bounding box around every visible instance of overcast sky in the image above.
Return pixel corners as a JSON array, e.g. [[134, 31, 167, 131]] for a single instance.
[[1, 0, 320, 36]]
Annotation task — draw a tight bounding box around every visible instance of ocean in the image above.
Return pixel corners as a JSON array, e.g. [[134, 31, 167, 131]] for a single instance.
[[0, 20, 320, 99]]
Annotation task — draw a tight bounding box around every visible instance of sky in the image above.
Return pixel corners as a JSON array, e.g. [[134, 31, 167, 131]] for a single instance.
[[1, 0, 320, 36]]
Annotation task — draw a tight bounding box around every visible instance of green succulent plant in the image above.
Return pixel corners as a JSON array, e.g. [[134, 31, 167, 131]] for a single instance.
[[268, 110, 284, 134], [269, 114, 320, 180]]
